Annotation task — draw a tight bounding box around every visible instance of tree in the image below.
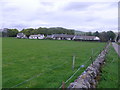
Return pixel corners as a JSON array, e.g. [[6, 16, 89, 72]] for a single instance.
[[20, 28, 34, 37], [20, 27, 75, 36], [93, 31, 99, 37], [99, 32, 109, 42], [86, 32, 92, 36], [7, 29, 19, 37], [116, 32, 120, 42], [106, 31, 116, 41], [37, 27, 48, 35]]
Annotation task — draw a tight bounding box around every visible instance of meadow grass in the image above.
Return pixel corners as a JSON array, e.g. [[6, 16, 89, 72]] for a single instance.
[[3, 38, 106, 88], [97, 44, 119, 88]]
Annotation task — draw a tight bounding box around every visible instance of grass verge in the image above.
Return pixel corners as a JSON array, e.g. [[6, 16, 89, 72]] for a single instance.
[[97, 44, 119, 88]]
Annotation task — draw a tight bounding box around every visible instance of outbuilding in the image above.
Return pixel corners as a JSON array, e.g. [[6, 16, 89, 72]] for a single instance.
[[29, 34, 45, 39], [16, 33, 27, 39]]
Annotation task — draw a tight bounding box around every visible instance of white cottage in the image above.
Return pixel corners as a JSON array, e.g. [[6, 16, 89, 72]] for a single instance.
[[74, 36, 100, 41], [16, 33, 27, 39], [29, 34, 45, 39], [94, 37, 100, 40]]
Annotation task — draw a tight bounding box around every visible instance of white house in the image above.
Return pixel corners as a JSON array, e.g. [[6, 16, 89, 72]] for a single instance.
[[16, 33, 27, 39], [29, 34, 45, 39], [74, 36, 100, 41], [46, 34, 100, 41], [94, 37, 100, 40], [46, 34, 75, 40]]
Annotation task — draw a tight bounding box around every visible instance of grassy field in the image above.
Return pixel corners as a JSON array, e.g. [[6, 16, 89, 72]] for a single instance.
[[97, 44, 119, 88], [3, 38, 106, 88]]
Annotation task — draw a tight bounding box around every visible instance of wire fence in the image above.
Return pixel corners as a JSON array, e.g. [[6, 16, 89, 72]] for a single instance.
[[59, 58, 90, 88], [11, 46, 103, 88], [58, 47, 103, 88], [11, 61, 70, 88]]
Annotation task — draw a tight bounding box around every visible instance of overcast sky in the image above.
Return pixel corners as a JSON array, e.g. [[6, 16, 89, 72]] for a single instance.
[[0, 0, 119, 32]]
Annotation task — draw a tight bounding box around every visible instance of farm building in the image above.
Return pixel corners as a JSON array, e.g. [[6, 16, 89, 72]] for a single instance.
[[46, 34, 100, 41], [29, 34, 45, 39], [46, 34, 75, 40], [16, 33, 27, 39], [45, 35, 54, 39], [74, 36, 100, 41]]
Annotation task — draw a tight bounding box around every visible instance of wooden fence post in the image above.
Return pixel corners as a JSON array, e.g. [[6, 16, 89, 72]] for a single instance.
[[62, 81, 65, 90], [72, 55, 75, 71], [91, 48, 94, 64]]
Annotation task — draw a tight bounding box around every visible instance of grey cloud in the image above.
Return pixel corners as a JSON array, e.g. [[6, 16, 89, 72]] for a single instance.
[[85, 17, 99, 22], [63, 2, 95, 11], [40, 2, 53, 6], [110, 2, 118, 7], [2, 6, 19, 12], [0, 1, 118, 32]]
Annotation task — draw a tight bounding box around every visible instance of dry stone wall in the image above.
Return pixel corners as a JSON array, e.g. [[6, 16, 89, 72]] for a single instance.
[[68, 44, 110, 89]]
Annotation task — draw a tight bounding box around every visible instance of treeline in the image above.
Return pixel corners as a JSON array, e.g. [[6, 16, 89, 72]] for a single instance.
[[20, 27, 75, 37], [2, 28, 18, 37], [2, 27, 116, 42], [2, 27, 74, 37]]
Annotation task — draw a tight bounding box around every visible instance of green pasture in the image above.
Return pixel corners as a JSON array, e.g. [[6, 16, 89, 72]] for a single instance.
[[2, 38, 106, 88]]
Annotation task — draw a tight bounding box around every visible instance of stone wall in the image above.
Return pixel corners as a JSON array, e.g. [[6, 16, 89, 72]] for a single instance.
[[68, 44, 110, 88]]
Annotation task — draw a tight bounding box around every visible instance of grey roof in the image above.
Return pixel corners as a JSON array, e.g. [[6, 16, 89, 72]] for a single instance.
[[46, 35, 53, 38], [53, 34, 74, 38], [46, 34, 98, 40], [17, 33, 25, 37], [29, 34, 44, 37], [61, 35, 74, 38], [74, 35, 83, 39], [74, 35, 96, 40], [53, 34, 62, 38]]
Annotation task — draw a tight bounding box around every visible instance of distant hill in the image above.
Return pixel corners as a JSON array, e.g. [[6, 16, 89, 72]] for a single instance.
[[75, 30, 86, 35]]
